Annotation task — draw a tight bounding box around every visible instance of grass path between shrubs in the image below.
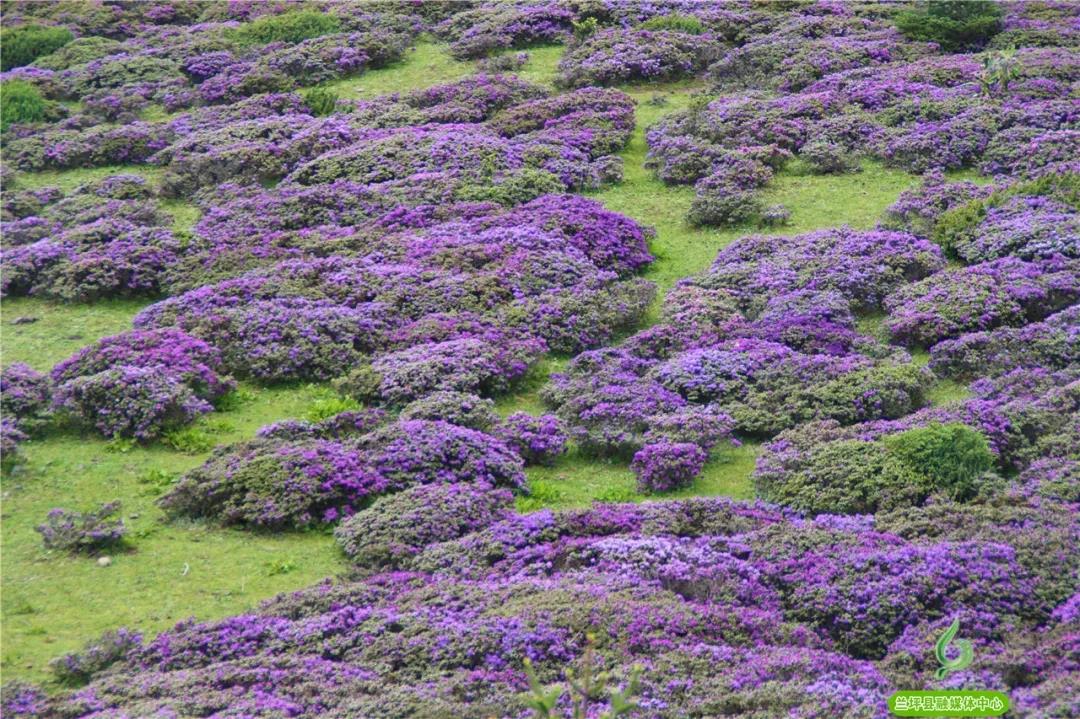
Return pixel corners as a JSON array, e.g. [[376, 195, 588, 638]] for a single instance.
[[2, 41, 939, 684]]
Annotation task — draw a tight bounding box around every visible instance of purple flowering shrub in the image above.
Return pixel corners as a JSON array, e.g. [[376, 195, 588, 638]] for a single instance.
[[49, 328, 233, 440], [556, 29, 717, 88], [160, 419, 525, 528], [884, 256, 1080, 346], [50, 628, 142, 686], [0, 362, 52, 433], [53, 366, 214, 441], [436, 3, 574, 59], [36, 501, 126, 553], [334, 483, 514, 572], [358, 420, 526, 491], [631, 442, 707, 493], [494, 412, 568, 466], [399, 391, 499, 431]]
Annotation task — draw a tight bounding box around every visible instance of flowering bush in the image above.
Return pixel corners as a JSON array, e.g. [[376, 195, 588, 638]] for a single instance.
[[556, 29, 716, 87], [631, 442, 707, 493], [400, 391, 499, 430], [884, 256, 1080, 346], [36, 501, 126, 553], [334, 483, 514, 571], [0, 362, 51, 433], [53, 366, 214, 441], [50, 628, 142, 685], [494, 412, 568, 466]]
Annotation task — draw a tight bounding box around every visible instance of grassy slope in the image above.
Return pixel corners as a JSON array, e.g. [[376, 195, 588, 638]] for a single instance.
[[2, 41, 933, 682]]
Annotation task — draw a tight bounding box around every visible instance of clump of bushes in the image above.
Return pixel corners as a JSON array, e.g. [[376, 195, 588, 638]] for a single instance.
[[754, 421, 999, 515], [894, 0, 1004, 52], [334, 483, 514, 572], [1, 363, 52, 434], [232, 10, 340, 44], [36, 501, 126, 553], [631, 442, 707, 493], [1, 24, 74, 71]]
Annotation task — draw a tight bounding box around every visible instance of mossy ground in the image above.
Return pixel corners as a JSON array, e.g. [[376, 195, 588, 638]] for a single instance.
[[2, 41, 945, 683]]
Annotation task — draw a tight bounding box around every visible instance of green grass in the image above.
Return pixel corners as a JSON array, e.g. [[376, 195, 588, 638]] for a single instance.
[[322, 39, 476, 99], [0, 375, 348, 683], [1, 41, 932, 685]]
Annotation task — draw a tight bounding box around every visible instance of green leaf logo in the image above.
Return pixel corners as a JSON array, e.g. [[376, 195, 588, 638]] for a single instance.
[[934, 618, 974, 679]]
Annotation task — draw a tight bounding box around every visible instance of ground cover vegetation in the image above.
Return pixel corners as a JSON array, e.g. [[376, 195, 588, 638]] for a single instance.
[[0, 1, 1077, 716]]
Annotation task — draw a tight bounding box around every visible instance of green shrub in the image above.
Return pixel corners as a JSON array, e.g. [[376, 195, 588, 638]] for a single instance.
[[233, 10, 340, 44], [30, 35, 122, 70], [639, 13, 706, 35], [885, 422, 994, 500], [756, 440, 931, 515], [304, 395, 360, 423], [1, 80, 48, 130], [302, 87, 340, 116], [572, 17, 599, 40], [895, 1, 1003, 52], [1, 24, 74, 71]]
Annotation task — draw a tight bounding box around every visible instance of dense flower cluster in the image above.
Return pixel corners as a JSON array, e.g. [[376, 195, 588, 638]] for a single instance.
[[630, 441, 707, 493], [493, 412, 569, 466], [49, 329, 233, 440], [0, 362, 52, 437], [556, 28, 718, 87]]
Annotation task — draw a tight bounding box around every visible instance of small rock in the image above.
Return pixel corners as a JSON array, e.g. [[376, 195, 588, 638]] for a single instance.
[[11, 316, 38, 325], [129, 513, 140, 519], [97, 556, 112, 567]]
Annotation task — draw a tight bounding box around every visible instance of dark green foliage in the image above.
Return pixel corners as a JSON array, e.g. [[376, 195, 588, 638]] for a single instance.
[[757, 439, 931, 515], [884, 422, 995, 500], [302, 87, 339, 117], [233, 10, 341, 45], [1, 80, 49, 130], [895, 1, 1003, 52], [1, 24, 74, 71], [639, 14, 706, 35]]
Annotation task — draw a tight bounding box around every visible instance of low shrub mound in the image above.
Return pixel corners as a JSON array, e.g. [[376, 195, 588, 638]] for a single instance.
[[334, 483, 514, 571], [36, 501, 126, 553]]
